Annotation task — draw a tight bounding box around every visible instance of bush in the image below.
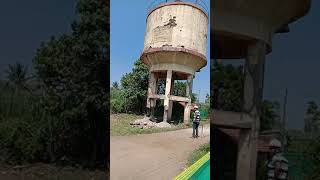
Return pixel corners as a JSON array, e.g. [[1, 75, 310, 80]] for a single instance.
[[110, 87, 126, 113], [0, 85, 47, 164]]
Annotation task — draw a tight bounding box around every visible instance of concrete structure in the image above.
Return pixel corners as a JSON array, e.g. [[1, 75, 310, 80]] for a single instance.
[[212, 1, 311, 180], [140, 0, 208, 124]]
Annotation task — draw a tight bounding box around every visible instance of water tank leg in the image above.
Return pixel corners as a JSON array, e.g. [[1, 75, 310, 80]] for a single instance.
[[147, 72, 157, 119], [168, 79, 174, 122], [184, 74, 193, 124], [163, 70, 173, 122], [236, 41, 265, 180], [183, 104, 191, 124]]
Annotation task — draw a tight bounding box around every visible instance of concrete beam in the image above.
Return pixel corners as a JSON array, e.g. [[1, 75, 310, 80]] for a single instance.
[[169, 95, 190, 102], [148, 94, 165, 100]]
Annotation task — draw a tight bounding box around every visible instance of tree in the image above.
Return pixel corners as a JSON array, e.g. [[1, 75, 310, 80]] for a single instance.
[[5, 62, 31, 90], [212, 62, 279, 130], [260, 100, 280, 131], [305, 101, 320, 134], [212, 62, 244, 112], [120, 60, 149, 114], [33, 0, 108, 168], [205, 93, 210, 105], [112, 81, 119, 89]]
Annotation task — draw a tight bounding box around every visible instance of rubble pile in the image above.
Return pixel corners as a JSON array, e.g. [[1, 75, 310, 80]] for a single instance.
[[130, 116, 172, 129]]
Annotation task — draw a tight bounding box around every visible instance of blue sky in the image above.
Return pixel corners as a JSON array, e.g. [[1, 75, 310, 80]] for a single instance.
[[110, 0, 210, 102]]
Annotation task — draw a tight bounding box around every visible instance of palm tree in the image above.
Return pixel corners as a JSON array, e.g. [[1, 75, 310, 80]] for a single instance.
[[5, 62, 30, 89], [4, 62, 33, 115]]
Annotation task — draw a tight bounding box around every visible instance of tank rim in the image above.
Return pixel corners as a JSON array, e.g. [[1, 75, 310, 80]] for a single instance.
[[147, 1, 209, 21], [140, 47, 207, 71]]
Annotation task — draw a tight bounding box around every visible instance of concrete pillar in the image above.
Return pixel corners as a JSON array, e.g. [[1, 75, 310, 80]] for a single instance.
[[168, 79, 174, 122], [184, 74, 193, 124], [236, 41, 265, 180], [186, 74, 193, 97], [147, 72, 157, 118], [163, 70, 172, 122]]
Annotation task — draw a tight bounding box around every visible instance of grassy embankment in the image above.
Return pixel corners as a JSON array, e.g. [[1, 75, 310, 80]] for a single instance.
[[187, 143, 210, 166]]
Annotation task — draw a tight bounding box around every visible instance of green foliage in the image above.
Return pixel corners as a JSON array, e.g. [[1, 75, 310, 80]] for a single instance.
[[120, 60, 149, 114], [0, 81, 47, 165], [33, 0, 107, 168], [187, 143, 210, 166], [256, 159, 268, 180], [305, 101, 320, 133], [212, 62, 244, 112], [285, 130, 318, 179], [213, 62, 279, 131], [5, 62, 31, 90], [0, 0, 108, 170], [260, 100, 280, 131], [307, 137, 320, 179], [110, 87, 126, 113]]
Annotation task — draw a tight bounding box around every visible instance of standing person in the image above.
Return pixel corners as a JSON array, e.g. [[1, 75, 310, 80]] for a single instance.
[[192, 105, 200, 138], [267, 139, 289, 180]]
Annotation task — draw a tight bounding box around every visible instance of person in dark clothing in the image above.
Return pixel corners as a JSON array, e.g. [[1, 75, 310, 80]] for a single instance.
[[192, 105, 200, 138]]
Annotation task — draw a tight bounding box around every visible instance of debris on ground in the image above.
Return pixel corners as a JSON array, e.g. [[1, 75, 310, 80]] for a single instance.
[[130, 116, 172, 129], [154, 122, 172, 128]]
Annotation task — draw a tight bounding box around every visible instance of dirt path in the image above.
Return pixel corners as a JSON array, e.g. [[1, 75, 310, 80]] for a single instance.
[[110, 125, 210, 180]]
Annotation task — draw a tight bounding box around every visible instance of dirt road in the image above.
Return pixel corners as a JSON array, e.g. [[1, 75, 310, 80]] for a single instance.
[[110, 125, 210, 180]]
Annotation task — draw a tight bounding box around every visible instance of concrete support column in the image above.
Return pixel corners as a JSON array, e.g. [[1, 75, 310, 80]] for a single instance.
[[147, 72, 157, 118], [168, 79, 174, 122], [236, 41, 265, 180], [184, 74, 193, 124], [163, 70, 172, 122]]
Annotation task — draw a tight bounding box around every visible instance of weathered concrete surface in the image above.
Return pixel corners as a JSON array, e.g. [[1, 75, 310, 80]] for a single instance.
[[144, 3, 208, 56], [141, 2, 208, 73], [110, 125, 210, 180]]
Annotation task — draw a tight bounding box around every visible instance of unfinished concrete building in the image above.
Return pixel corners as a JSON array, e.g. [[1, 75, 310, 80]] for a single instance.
[[140, 0, 208, 124], [212, 0, 311, 180]]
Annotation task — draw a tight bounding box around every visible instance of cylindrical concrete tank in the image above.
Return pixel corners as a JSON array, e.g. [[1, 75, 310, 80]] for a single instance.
[[141, 1, 208, 75]]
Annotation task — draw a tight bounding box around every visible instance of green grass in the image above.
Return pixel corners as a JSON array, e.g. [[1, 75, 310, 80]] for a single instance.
[[187, 143, 210, 166], [110, 113, 191, 136]]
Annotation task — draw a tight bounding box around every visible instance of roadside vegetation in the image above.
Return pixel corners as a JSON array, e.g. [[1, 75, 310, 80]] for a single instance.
[[0, 0, 108, 174], [187, 143, 210, 166]]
